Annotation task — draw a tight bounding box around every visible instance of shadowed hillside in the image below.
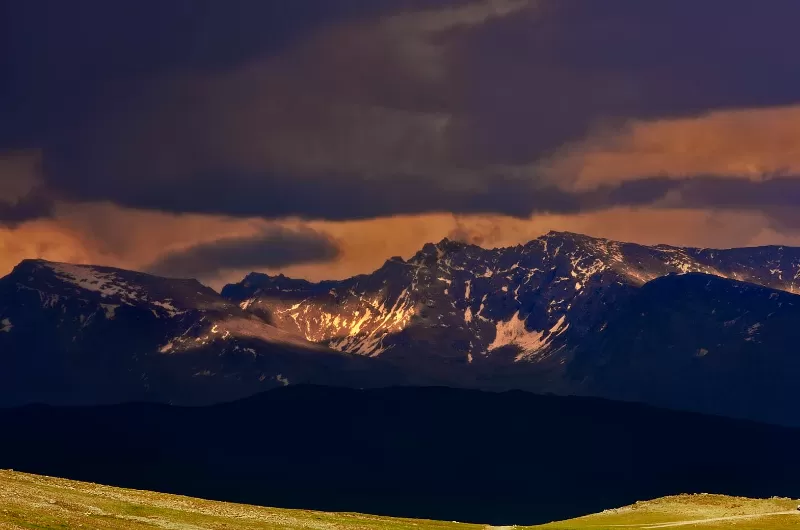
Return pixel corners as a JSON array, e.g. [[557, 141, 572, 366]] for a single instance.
[[1, 386, 799, 525]]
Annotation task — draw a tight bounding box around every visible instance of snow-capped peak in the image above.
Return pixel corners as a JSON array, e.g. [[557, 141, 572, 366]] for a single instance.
[[45, 262, 147, 304], [223, 231, 800, 363]]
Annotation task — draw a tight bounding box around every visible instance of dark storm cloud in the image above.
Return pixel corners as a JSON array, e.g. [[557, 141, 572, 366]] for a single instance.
[[5, 0, 800, 221], [0, 0, 468, 145], [666, 176, 800, 230], [455, 1, 800, 165], [676, 177, 800, 210], [0, 188, 54, 227], [535, 174, 800, 231], [146, 227, 340, 279], [43, 167, 681, 220]]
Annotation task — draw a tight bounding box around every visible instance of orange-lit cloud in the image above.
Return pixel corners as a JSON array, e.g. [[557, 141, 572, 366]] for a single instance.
[[0, 204, 265, 282], [2, 203, 800, 290], [266, 209, 795, 284], [541, 105, 800, 190]]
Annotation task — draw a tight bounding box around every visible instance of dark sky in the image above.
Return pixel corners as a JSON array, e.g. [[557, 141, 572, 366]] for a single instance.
[[3, 0, 800, 284]]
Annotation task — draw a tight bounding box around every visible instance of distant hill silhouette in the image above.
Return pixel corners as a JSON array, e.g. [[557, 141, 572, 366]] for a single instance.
[[1, 385, 799, 526]]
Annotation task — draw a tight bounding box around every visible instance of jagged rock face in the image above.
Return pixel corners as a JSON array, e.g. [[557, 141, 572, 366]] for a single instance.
[[221, 232, 800, 425], [0, 260, 404, 406], [222, 231, 800, 369], [223, 236, 620, 371]]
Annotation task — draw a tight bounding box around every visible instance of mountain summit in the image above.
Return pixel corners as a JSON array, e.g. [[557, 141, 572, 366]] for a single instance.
[[223, 231, 800, 362], [0, 260, 405, 406]]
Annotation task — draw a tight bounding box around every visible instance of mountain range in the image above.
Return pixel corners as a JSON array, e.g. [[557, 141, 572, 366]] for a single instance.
[[2, 231, 800, 426]]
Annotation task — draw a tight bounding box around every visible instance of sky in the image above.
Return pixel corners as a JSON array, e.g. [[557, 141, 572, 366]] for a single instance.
[[3, 0, 800, 288]]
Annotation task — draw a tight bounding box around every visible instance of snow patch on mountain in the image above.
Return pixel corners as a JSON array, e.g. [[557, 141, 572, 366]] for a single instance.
[[464, 306, 473, 323], [745, 322, 762, 342], [47, 262, 144, 302], [100, 304, 118, 319], [488, 311, 545, 355], [35, 262, 192, 321], [267, 287, 418, 357], [151, 300, 184, 317]]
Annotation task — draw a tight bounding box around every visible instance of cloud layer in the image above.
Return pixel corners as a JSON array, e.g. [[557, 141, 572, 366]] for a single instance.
[[3, 1, 800, 283], [0, 188, 54, 227], [146, 227, 340, 280]]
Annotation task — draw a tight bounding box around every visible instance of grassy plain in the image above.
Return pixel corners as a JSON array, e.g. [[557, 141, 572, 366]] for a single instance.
[[1, 470, 798, 529], [537, 493, 800, 529], [0, 470, 479, 530]]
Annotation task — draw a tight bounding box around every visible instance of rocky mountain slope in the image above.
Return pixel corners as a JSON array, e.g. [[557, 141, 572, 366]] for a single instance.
[[224, 232, 800, 363], [0, 260, 406, 406], [223, 231, 800, 424], [568, 272, 800, 425]]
